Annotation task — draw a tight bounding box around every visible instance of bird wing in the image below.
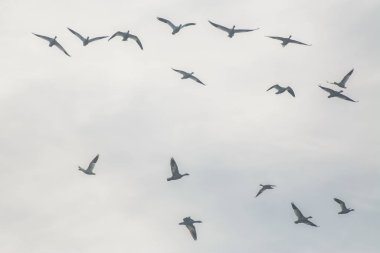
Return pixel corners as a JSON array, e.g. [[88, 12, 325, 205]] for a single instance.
[[157, 17, 176, 29], [337, 93, 357, 102], [255, 187, 265, 197], [340, 69, 354, 85], [87, 154, 99, 173], [286, 87, 296, 97], [170, 157, 179, 176], [334, 198, 347, 210], [304, 219, 318, 227], [129, 34, 143, 50], [318, 85, 335, 94], [186, 224, 197, 240], [172, 68, 188, 76], [108, 31, 124, 41], [234, 28, 259, 33], [267, 84, 281, 91], [189, 75, 205, 85], [54, 41, 71, 57], [88, 36, 108, 43], [208, 21, 231, 33], [291, 203, 304, 219], [181, 23, 196, 28], [33, 33, 53, 43], [288, 38, 311, 46], [266, 36, 286, 42], [67, 28, 85, 42]]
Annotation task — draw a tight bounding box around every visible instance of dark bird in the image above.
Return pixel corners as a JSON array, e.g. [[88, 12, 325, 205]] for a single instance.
[[334, 198, 354, 214], [319, 85, 358, 102], [167, 157, 189, 181], [208, 20, 259, 38], [172, 68, 205, 85], [179, 217, 202, 240], [78, 154, 99, 175], [267, 84, 295, 97], [256, 184, 275, 197], [291, 202, 318, 227], [32, 33, 70, 57], [67, 28, 108, 46], [327, 69, 354, 88], [157, 17, 196, 35], [267, 35, 311, 47], [108, 31, 143, 50]]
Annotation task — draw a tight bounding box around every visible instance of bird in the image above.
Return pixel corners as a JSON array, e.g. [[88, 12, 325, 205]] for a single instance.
[[78, 154, 99, 175], [108, 31, 143, 50], [266, 35, 311, 47], [167, 157, 189, 181], [334, 198, 354, 214], [291, 202, 318, 227], [157, 17, 196, 35], [172, 68, 205, 85], [179, 217, 202, 240], [208, 20, 259, 38], [327, 69, 354, 88], [67, 28, 108, 46], [256, 184, 275, 197], [32, 33, 70, 57], [318, 85, 358, 102], [267, 84, 295, 97]]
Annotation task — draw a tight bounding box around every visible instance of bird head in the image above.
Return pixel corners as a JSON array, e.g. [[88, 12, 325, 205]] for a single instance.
[[307, 216, 312, 219]]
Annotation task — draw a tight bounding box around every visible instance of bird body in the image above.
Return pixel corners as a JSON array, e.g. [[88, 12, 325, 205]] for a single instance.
[[319, 85, 357, 102], [67, 28, 108, 46], [327, 69, 354, 88], [267, 84, 295, 97], [291, 203, 318, 227], [267, 35, 311, 47], [33, 33, 70, 57], [208, 21, 258, 38], [256, 184, 275, 197], [172, 68, 205, 85], [157, 17, 196, 35], [108, 31, 143, 50], [179, 217, 202, 240], [167, 157, 189, 181], [78, 154, 99, 175], [334, 198, 354, 214]]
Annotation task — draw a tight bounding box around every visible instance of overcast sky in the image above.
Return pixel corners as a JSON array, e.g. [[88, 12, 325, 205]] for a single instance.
[[0, 0, 379, 252]]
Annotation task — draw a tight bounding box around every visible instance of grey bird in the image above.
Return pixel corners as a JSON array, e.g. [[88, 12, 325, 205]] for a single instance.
[[208, 20, 259, 38], [67, 28, 108, 46], [78, 154, 99, 175], [267, 84, 295, 97], [327, 69, 354, 88], [319, 85, 358, 102], [32, 33, 70, 57], [157, 17, 196, 35], [179, 217, 202, 240], [172, 68, 205, 85], [108, 31, 143, 50], [334, 198, 354, 214], [256, 184, 276, 197], [291, 202, 318, 227], [267, 35, 311, 47], [167, 157, 189, 181]]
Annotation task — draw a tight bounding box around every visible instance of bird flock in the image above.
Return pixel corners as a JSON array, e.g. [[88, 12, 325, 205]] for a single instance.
[[32, 16, 358, 241]]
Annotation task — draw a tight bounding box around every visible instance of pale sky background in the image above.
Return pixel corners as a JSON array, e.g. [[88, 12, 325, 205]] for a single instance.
[[0, 0, 379, 252]]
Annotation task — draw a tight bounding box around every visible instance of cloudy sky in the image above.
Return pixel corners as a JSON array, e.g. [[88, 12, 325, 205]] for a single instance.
[[0, 0, 379, 252]]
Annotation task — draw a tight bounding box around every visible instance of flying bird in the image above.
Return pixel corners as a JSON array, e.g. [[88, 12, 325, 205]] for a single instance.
[[208, 20, 259, 38], [334, 198, 354, 214], [291, 202, 318, 227], [172, 68, 205, 85], [267, 35, 311, 47], [256, 184, 275, 197], [327, 69, 354, 88], [78, 154, 99, 175], [157, 17, 196, 35], [108, 31, 143, 50], [179, 217, 202, 240], [267, 84, 295, 97], [167, 157, 189, 181], [32, 33, 70, 57], [67, 28, 108, 46], [319, 85, 358, 102]]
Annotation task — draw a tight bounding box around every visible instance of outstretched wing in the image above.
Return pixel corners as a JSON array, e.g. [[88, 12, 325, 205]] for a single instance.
[[337, 93, 357, 102], [304, 219, 318, 227], [340, 69, 354, 85], [129, 34, 143, 50], [88, 36, 108, 43], [181, 23, 196, 28], [286, 87, 296, 97], [32, 33, 53, 43], [67, 28, 85, 42], [255, 187, 265, 197], [334, 198, 347, 210], [189, 75, 205, 85], [319, 85, 335, 94], [172, 68, 188, 76], [208, 21, 230, 33], [87, 154, 99, 173], [288, 38, 311, 46], [291, 203, 304, 219], [266, 36, 286, 42], [157, 17, 176, 29], [234, 28, 259, 33], [170, 157, 179, 176], [186, 224, 197, 240], [54, 41, 71, 57], [267, 84, 281, 91], [108, 31, 124, 41]]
